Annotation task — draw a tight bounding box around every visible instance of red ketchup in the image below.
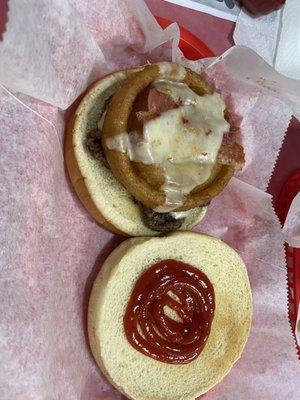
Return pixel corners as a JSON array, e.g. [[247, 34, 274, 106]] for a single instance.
[[123, 259, 215, 364], [239, 0, 285, 16]]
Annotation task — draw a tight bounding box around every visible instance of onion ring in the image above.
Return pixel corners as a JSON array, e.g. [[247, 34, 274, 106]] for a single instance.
[[102, 63, 235, 211]]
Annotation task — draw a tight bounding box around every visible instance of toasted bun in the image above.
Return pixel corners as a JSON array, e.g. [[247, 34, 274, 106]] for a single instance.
[[88, 232, 252, 400], [65, 70, 206, 236]]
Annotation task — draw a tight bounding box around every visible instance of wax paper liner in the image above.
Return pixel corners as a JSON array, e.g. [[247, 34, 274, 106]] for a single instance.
[[0, 0, 179, 110], [234, 7, 282, 66], [1, 1, 300, 400], [234, 0, 300, 81]]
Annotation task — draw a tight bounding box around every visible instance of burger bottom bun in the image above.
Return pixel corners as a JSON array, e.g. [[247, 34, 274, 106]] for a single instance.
[[88, 232, 252, 400]]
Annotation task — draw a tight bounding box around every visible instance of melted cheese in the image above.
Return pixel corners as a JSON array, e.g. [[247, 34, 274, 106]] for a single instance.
[[106, 81, 229, 211], [157, 62, 186, 81]]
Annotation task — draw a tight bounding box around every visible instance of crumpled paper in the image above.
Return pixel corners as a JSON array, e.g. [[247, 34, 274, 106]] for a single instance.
[[0, 1, 299, 400], [0, 0, 179, 110], [234, 0, 300, 80], [234, 7, 281, 66]]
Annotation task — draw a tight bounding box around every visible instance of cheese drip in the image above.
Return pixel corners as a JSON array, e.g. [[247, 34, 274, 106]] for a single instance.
[[106, 81, 229, 211]]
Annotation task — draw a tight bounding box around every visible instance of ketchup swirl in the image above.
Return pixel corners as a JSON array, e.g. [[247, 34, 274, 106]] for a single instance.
[[123, 259, 215, 364]]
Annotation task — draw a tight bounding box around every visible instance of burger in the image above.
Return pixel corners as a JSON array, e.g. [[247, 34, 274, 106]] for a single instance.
[[65, 62, 244, 236]]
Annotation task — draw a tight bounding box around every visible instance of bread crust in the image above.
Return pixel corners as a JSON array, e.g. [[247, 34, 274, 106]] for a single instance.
[[65, 110, 126, 235]]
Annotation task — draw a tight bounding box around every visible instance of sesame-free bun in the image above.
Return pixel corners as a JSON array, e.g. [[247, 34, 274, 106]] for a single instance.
[[88, 232, 252, 400], [65, 70, 206, 236]]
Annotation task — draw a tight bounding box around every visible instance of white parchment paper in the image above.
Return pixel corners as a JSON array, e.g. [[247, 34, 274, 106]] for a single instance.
[[0, 1, 299, 399]]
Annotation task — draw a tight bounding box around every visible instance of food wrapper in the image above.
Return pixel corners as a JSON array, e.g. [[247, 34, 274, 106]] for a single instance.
[[0, 1, 299, 399]]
